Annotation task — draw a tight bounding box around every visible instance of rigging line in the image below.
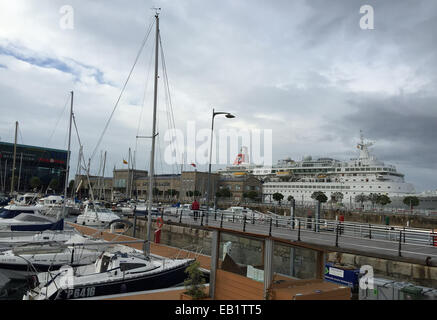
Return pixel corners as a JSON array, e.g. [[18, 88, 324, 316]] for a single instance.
[[90, 18, 155, 161], [18, 125, 24, 145], [159, 34, 182, 173], [134, 39, 156, 163], [46, 93, 70, 148]]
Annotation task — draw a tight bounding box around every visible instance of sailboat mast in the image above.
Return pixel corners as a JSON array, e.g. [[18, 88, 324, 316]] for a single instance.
[[61, 91, 73, 219], [10, 121, 18, 195], [146, 11, 160, 256], [101, 151, 107, 200], [17, 152, 23, 192]]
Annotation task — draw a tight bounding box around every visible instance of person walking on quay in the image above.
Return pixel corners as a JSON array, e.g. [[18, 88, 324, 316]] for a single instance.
[[192, 199, 200, 221], [339, 212, 345, 235]]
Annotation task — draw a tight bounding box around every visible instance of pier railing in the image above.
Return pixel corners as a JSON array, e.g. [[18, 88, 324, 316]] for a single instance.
[[151, 208, 437, 260]]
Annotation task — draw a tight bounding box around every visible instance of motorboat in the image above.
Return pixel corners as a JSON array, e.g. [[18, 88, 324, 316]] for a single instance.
[[76, 203, 120, 227], [14, 193, 39, 205], [0, 234, 107, 280], [133, 204, 160, 216], [226, 206, 267, 222], [23, 249, 194, 300], [0, 213, 64, 232], [0, 229, 81, 251], [0, 204, 42, 219]]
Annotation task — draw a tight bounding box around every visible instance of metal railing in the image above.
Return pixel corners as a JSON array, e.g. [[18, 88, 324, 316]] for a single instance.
[[153, 208, 437, 259]]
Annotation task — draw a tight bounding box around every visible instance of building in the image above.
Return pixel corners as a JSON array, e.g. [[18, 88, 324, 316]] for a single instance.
[[0, 141, 68, 194], [112, 169, 148, 199], [180, 171, 220, 202], [218, 175, 263, 203], [74, 174, 113, 200], [135, 174, 181, 200]]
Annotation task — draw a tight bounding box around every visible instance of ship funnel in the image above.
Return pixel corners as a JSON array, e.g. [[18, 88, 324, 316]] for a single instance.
[[233, 146, 250, 166]]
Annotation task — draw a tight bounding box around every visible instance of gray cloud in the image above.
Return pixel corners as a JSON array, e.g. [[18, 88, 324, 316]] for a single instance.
[[0, 1, 436, 192]]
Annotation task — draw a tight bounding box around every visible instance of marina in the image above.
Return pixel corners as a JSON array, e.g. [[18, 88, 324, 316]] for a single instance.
[[0, 1, 437, 310]]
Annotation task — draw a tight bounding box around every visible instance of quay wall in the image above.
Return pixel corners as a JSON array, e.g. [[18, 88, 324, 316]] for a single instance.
[[126, 217, 437, 288]]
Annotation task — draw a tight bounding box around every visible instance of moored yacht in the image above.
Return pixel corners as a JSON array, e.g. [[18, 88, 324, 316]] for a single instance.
[[76, 203, 120, 227], [23, 250, 194, 300], [0, 234, 106, 279]]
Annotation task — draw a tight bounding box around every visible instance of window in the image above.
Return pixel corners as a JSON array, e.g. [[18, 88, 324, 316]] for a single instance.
[[219, 233, 264, 281], [120, 263, 148, 272], [273, 242, 318, 281]]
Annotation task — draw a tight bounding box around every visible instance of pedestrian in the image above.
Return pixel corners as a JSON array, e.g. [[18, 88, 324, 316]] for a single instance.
[[339, 213, 345, 234], [192, 199, 200, 220]]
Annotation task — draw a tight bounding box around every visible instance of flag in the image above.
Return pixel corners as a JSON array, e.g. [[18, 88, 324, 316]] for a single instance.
[[123, 159, 128, 165], [190, 163, 196, 168]]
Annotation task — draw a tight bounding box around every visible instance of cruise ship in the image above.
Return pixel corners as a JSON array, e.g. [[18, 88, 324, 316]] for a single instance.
[[218, 133, 416, 204]]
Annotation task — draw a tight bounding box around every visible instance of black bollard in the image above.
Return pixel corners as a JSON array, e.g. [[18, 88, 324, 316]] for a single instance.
[[297, 219, 301, 241], [179, 209, 182, 224], [243, 215, 246, 232], [403, 226, 406, 243], [220, 213, 224, 228], [214, 210, 217, 221], [200, 212, 204, 226], [398, 231, 402, 257], [252, 213, 255, 225], [269, 217, 272, 236], [369, 224, 372, 239], [335, 224, 339, 247]]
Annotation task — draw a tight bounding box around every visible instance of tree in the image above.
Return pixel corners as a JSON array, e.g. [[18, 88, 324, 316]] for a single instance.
[[243, 190, 258, 202], [193, 190, 201, 197], [186, 191, 194, 198], [29, 176, 41, 191], [165, 189, 179, 198], [48, 178, 59, 192], [311, 191, 328, 203], [330, 192, 344, 203], [183, 261, 207, 300], [272, 192, 284, 204], [368, 193, 379, 209], [287, 195, 294, 202], [377, 194, 391, 207], [153, 187, 163, 196], [216, 188, 231, 198], [403, 196, 420, 210], [355, 193, 369, 209]]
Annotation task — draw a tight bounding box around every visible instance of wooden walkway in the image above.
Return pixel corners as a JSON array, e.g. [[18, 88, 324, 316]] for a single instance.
[[68, 223, 211, 270]]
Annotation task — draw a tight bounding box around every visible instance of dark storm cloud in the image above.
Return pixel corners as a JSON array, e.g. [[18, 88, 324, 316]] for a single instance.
[[331, 93, 437, 169]]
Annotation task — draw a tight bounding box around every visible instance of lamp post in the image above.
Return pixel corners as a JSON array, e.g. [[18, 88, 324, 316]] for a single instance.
[[205, 108, 235, 224]]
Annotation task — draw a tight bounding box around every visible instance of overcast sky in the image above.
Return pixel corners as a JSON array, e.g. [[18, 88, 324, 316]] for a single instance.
[[0, 0, 436, 192]]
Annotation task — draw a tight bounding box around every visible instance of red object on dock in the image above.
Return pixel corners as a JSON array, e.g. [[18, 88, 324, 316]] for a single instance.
[[154, 229, 161, 244], [433, 234, 437, 247]]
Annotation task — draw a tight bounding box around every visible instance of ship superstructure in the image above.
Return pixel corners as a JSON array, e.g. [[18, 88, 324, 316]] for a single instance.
[[218, 133, 416, 204]]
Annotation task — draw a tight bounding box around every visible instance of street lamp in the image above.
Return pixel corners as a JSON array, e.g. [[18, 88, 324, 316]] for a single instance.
[[205, 108, 236, 224]]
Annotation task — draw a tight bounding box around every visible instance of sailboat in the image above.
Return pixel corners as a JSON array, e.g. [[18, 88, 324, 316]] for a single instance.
[[23, 12, 195, 300], [0, 234, 108, 280]]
